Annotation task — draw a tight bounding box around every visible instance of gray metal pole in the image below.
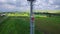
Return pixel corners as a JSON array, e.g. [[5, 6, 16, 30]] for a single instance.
[[30, 1, 34, 34]]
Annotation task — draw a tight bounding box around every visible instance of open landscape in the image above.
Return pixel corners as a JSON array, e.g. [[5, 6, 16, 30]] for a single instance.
[[0, 0, 60, 34], [0, 11, 60, 34]]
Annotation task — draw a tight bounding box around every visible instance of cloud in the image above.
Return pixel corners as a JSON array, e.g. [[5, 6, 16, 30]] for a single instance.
[[48, 0, 54, 4], [0, 3, 16, 11], [0, 0, 60, 12], [0, 0, 6, 2]]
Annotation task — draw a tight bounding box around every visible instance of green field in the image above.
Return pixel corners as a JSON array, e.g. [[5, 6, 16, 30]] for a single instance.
[[0, 13, 60, 34]]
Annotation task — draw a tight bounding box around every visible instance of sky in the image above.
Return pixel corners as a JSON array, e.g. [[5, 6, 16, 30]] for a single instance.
[[0, 0, 60, 12]]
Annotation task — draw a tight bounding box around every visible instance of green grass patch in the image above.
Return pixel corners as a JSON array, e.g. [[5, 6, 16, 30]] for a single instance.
[[0, 13, 60, 34]]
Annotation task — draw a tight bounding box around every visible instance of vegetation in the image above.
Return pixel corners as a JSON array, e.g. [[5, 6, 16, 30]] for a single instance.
[[0, 12, 60, 34]]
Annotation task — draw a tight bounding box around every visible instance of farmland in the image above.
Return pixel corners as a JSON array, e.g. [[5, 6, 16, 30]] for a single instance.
[[0, 12, 60, 34]]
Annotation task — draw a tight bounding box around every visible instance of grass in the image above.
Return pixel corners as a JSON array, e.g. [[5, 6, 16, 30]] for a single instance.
[[0, 16, 43, 34], [35, 17, 60, 34], [0, 13, 7, 23], [0, 13, 60, 34]]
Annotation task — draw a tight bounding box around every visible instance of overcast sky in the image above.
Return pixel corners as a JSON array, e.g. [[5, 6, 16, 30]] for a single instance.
[[0, 0, 60, 12]]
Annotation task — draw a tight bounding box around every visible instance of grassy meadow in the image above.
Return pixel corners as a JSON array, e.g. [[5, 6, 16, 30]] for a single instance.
[[0, 12, 60, 34]]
